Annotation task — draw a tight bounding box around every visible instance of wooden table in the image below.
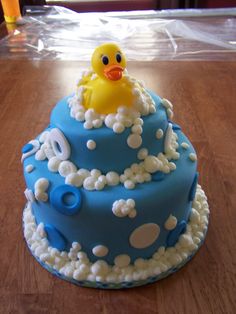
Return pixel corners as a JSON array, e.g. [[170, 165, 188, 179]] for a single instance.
[[0, 58, 235, 313]]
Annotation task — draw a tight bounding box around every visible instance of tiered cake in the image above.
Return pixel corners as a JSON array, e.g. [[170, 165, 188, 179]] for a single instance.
[[22, 43, 209, 289]]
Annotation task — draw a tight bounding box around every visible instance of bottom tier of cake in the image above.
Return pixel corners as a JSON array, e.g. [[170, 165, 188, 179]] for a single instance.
[[23, 185, 209, 289]]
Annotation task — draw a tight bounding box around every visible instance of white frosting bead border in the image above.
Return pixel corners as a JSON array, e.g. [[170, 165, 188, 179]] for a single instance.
[[23, 185, 209, 289]]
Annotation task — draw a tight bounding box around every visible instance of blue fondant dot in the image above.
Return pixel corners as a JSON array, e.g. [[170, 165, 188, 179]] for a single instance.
[[152, 171, 165, 181], [167, 220, 187, 247], [50, 185, 82, 216], [189, 172, 199, 201], [44, 224, 67, 250], [22, 143, 33, 154]]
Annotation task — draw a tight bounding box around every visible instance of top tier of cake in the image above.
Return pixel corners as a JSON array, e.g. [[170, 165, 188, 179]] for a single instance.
[[49, 90, 173, 174]]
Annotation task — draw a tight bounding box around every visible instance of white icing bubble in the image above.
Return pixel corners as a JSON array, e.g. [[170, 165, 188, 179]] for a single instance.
[[117, 106, 129, 115], [181, 142, 189, 149], [35, 178, 49, 191], [135, 174, 145, 184], [48, 156, 61, 172], [95, 181, 105, 190], [25, 164, 34, 173], [65, 173, 83, 187], [131, 124, 143, 135], [35, 190, 48, 202], [91, 260, 109, 276], [77, 169, 90, 179], [127, 199, 135, 207], [92, 245, 109, 257], [169, 162, 176, 170], [114, 255, 131, 268], [83, 176, 96, 190], [93, 119, 103, 128], [113, 122, 125, 134], [134, 118, 143, 126], [106, 172, 120, 186], [105, 114, 116, 128], [189, 153, 197, 162], [91, 169, 101, 178], [164, 215, 178, 230], [179, 234, 194, 248], [124, 168, 132, 177], [156, 129, 164, 139], [124, 180, 135, 189], [84, 121, 93, 129], [127, 134, 142, 149], [137, 148, 148, 160], [98, 175, 107, 184], [71, 242, 81, 251], [34, 178, 49, 202], [85, 109, 97, 121], [129, 223, 160, 249], [144, 155, 161, 173], [35, 149, 46, 161], [58, 161, 77, 177], [75, 112, 85, 121], [73, 269, 87, 281], [86, 140, 96, 150], [190, 208, 200, 224]]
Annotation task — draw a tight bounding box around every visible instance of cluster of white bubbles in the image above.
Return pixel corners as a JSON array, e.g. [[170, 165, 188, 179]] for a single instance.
[[35, 126, 179, 191], [112, 199, 137, 218]]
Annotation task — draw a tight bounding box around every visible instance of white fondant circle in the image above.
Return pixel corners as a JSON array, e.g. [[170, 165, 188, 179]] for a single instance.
[[49, 128, 71, 161], [87, 140, 96, 150], [92, 245, 108, 257], [114, 254, 131, 268], [129, 223, 160, 249]]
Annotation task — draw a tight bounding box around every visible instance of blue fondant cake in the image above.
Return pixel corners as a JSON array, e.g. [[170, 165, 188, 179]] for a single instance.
[[22, 43, 209, 288]]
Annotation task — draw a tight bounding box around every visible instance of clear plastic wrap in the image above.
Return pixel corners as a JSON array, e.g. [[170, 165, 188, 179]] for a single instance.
[[0, 6, 236, 60]]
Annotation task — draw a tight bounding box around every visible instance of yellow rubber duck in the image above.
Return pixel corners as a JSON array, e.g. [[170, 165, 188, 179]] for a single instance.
[[78, 43, 136, 114]]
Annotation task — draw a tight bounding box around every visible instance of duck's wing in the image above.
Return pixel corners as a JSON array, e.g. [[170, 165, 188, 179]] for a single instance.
[[77, 70, 95, 87]]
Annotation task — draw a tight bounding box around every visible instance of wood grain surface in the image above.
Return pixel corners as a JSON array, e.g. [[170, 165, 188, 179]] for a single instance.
[[0, 60, 235, 314]]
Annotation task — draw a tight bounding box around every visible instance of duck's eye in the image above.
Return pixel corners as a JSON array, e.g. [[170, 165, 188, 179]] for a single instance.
[[116, 53, 122, 63], [102, 55, 109, 65]]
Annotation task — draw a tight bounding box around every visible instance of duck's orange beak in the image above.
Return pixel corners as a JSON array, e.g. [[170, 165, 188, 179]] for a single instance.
[[104, 65, 124, 81]]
